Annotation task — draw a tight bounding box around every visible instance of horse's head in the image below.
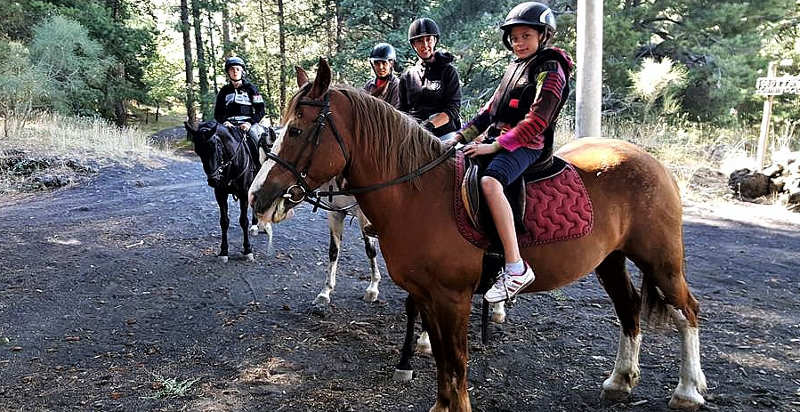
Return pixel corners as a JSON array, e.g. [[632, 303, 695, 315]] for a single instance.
[[249, 58, 351, 223], [186, 121, 237, 188]]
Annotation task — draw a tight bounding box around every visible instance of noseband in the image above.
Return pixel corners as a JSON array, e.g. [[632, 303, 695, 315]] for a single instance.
[[263, 90, 455, 213]]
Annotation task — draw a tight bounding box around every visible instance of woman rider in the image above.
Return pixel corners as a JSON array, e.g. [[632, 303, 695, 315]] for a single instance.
[[450, 2, 574, 303], [364, 43, 401, 108], [398, 18, 462, 137]]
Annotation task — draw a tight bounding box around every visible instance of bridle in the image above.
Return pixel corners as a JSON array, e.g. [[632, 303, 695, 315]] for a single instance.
[[205, 125, 251, 188], [263, 89, 455, 213]]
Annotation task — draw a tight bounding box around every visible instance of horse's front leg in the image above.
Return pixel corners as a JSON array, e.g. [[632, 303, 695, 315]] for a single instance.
[[314, 211, 345, 306], [357, 209, 381, 302], [421, 293, 472, 412], [239, 196, 254, 261], [214, 189, 230, 263]]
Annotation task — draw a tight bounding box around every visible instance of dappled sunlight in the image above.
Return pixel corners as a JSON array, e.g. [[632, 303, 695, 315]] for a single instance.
[[238, 357, 302, 386], [719, 351, 789, 372]]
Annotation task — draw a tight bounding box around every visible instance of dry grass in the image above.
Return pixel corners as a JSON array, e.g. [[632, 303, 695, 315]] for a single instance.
[[555, 115, 758, 204], [0, 113, 177, 167]]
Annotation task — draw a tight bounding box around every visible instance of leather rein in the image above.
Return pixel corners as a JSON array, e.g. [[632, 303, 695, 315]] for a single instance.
[[263, 91, 455, 213]]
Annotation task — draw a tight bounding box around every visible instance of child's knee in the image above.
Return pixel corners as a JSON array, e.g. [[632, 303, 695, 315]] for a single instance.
[[480, 175, 503, 195]]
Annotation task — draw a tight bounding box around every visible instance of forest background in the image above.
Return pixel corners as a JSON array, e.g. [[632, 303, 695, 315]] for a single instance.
[[1, 0, 799, 164]]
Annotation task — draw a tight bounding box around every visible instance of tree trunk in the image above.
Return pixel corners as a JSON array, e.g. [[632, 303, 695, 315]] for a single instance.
[[156, 102, 160, 123], [181, 0, 197, 125], [192, 0, 210, 120], [207, 12, 219, 94], [113, 63, 128, 126], [259, 0, 276, 124], [221, 2, 232, 55], [277, 0, 286, 111]]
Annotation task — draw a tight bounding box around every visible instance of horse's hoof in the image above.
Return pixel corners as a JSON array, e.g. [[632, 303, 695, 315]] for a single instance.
[[311, 303, 331, 318], [244, 253, 255, 262], [393, 369, 413, 382], [491, 311, 506, 324], [363, 289, 379, 303], [601, 388, 631, 401], [415, 342, 432, 355], [219, 255, 229, 263], [249, 225, 259, 236], [668, 393, 704, 411], [313, 294, 330, 306]]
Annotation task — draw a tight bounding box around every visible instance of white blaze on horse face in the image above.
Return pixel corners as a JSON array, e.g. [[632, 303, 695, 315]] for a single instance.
[[249, 126, 286, 207]]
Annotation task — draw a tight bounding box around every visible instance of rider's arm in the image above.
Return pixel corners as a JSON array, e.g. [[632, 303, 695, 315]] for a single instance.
[[436, 65, 462, 127], [397, 74, 409, 114], [213, 89, 226, 123], [249, 84, 266, 124], [497, 61, 566, 152]]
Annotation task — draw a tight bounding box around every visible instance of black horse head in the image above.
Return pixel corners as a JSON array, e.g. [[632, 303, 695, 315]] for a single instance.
[[185, 121, 243, 189]]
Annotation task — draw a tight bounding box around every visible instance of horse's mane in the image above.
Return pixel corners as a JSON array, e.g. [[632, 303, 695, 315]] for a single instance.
[[283, 84, 446, 187]]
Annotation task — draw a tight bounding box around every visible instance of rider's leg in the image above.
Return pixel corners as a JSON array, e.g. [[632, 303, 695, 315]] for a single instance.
[[481, 148, 541, 303]]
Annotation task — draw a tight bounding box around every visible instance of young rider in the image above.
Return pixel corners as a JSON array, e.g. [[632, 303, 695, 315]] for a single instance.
[[213, 56, 267, 165], [449, 2, 574, 303], [363, 43, 401, 108]]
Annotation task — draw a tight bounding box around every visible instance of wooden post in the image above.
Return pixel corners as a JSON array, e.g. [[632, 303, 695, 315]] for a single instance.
[[576, 0, 603, 138], [756, 61, 777, 170]]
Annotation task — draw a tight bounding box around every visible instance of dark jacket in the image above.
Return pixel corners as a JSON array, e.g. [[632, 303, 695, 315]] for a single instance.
[[460, 47, 573, 154], [398, 51, 462, 136], [363, 74, 401, 108], [213, 80, 265, 124]]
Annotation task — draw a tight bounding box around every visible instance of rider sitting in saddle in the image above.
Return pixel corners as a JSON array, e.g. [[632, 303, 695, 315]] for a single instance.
[[448, 2, 573, 303], [363, 43, 401, 108], [214, 56, 267, 166], [398, 18, 462, 137]]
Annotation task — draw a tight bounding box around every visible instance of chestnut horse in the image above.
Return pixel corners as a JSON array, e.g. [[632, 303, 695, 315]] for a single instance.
[[249, 59, 706, 411]]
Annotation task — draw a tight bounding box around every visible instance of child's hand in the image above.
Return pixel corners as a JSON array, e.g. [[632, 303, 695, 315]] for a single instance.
[[462, 142, 500, 158]]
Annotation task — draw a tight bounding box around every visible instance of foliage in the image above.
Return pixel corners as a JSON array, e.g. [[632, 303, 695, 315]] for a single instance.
[[0, 41, 51, 137], [142, 49, 183, 111], [29, 16, 115, 117]]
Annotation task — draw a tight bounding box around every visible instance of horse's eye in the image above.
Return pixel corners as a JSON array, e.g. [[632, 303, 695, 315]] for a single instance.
[[288, 127, 303, 137]]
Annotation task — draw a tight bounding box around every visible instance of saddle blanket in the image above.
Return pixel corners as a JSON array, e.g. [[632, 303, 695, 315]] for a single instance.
[[454, 151, 594, 249]]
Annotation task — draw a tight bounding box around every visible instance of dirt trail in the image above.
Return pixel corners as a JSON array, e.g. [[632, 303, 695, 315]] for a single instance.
[[1, 157, 798, 411]]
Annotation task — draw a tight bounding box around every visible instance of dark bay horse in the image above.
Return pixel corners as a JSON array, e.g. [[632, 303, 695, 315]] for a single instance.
[[186, 121, 273, 262], [248, 60, 706, 411]]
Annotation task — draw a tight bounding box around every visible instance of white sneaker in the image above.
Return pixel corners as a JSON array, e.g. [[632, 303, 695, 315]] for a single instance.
[[484, 264, 535, 303]]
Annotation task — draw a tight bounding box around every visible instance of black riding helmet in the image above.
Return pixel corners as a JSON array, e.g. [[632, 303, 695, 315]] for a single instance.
[[369, 43, 397, 62], [224, 56, 246, 72], [500, 2, 557, 51], [407, 18, 440, 47]]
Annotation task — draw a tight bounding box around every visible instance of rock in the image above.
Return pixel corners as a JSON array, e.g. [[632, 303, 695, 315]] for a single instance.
[[761, 163, 784, 179], [728, 169, 776, 199]]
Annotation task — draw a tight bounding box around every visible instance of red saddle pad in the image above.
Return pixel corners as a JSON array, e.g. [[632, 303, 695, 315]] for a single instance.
[[454, 151, 594, 249]]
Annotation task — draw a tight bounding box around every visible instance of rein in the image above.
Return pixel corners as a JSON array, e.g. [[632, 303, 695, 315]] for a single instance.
[[208, 126, 251, 189], [263, 91, 455, 213]]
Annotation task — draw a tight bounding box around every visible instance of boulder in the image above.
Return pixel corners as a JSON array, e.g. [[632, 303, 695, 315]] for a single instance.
[[728, 169, 776, 199]]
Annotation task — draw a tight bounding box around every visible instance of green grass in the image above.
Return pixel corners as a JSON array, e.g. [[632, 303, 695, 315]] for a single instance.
[[148, 374, 200, 399]]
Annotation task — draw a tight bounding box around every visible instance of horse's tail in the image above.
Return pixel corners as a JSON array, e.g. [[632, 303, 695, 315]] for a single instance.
[[640, 275, 674, 331]]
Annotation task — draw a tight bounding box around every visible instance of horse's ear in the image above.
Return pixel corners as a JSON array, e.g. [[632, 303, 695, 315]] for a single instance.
[[184, 121, 197, 141], [296, 66, 309, 89], [308, 58, 331, 99]]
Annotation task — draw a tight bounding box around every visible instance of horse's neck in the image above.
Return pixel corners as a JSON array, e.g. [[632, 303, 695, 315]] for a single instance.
[[345, 151, 454, 231]]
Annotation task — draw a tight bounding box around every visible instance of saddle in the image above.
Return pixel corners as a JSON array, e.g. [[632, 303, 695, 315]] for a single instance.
[[454, 150, 594, 300], [461, 154, 568, 232]]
